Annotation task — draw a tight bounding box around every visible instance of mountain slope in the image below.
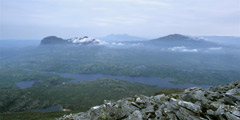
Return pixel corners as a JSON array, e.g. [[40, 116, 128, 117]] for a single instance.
[[40, 36, 67, 45], [147, 34, 221, 48], [200, 36, 240, 46]]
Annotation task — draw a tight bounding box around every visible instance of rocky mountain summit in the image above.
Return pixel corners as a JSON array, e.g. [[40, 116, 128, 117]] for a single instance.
[[57, 81, 240, 120]]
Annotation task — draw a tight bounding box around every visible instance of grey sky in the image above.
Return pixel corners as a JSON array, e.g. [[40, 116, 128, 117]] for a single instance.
[[0, 0, 240, 40]]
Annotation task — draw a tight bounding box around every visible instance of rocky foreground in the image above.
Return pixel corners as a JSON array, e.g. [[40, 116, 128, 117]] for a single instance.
[[57, 81, 240, 120]]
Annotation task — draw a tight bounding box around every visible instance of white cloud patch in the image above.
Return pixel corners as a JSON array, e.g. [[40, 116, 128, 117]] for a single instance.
[[208, 47, 223, 50], [111, 42, 124, 46], [168, 46, 198, 52]]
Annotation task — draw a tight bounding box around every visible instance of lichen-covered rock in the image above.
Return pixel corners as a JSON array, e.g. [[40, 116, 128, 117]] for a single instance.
[[124, 110, 143, 120], [57, 81, 240, 120]]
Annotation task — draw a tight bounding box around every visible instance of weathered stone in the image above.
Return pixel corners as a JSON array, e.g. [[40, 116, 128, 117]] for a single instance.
[[207, 91, 220, 101], [224, 112, 240, 120], [124, 110, 143, 120], [181, 87, 205, 101], [57, 80, 240, 120], [165, 100, 179, 110], [153, 94, 166, 103], [176, 107, 193, 120], [215, 106, 225, 115], [190, 116, 208, 120], [155, 109, 163, 118], [233, 110, 240, 117], [131, 102, 142, 109], [166, 113, 178, 120], [210, 102, 221, 110], [119, 101, 138, 115], [135, 97, 144, 104], [207, 109, 215, 115], [145, 105, 155, 113], [178, 100, 201, 113], [225, 88, 240, 104]]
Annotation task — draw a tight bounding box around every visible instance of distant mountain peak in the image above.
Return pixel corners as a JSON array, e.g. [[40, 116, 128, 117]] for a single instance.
[[40, 36, 101, 45], [40, 36, 66, 45], [44, 36, 59, 39], [153, 34, 206, 42], [167, 33, 186, 37], [160, 34, 190, 40], [148, 34, 220, 48]]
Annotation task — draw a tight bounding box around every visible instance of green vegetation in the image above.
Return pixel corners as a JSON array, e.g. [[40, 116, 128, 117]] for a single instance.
[[154, 88, 185, 96], [0, 78, 163, 113], [0, 45, 240, 119], [1, 46, 240, 86], [0, 67, 71, 90], [0, 111, 79, 120]]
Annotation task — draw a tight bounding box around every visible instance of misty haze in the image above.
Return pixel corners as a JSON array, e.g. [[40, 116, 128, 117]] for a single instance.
[[0, 0, 240, 120]]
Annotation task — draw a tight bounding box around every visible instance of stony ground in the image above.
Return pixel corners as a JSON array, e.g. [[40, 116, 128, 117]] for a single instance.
[[57, 81, 240, 120]]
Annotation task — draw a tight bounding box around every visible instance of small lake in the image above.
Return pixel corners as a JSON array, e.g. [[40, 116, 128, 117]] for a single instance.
[[19, 69, 211, 89], [20, 105, 63, 112], [57, 73, 210, 88], [15, 80, 36, 89]]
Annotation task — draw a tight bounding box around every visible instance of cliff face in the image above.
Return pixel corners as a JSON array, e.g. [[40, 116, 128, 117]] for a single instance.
[[57, 81, 240, 120]]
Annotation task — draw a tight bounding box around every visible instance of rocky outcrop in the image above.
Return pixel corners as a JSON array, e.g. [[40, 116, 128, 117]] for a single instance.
[[57, 81, 240, 120]]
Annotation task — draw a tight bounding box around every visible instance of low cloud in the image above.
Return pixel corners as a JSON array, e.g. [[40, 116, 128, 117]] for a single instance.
[[99, 41, 125, 46], [208, 47, 222, 50], [112, 42, 124, 45], [168, 46, 198, 52]]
